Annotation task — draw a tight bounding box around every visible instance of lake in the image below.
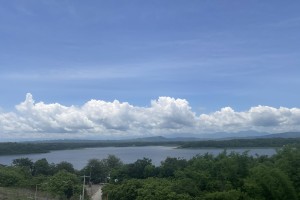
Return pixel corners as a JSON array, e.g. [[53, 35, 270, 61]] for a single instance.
[[0, 146, 277, 170]]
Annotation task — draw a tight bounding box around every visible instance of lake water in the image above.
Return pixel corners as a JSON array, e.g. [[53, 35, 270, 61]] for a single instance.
[[0, 146, 277, 170]]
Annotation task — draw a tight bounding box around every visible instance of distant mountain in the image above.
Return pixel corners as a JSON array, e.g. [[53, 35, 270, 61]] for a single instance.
[[130, 136, 169, 142], [18, 131, 300, 144], [163, 131, 269, 140], [126, 136, 202, 142], [148, 131, 300, 141], [259, 132, 300, 138]]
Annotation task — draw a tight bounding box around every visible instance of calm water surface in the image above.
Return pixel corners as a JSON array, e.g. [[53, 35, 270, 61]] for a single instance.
[[0, 146, 277, 169]]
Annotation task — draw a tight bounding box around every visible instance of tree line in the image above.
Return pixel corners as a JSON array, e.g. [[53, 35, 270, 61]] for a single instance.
[[0, 141, 182, 155], [0, 138, 299, 155], [179, 138, 300, 148]]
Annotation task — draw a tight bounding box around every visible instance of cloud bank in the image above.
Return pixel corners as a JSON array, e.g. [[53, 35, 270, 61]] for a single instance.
[[1, 93, 300, 140]]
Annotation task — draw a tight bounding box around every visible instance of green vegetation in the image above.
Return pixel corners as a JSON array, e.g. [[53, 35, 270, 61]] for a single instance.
[[102, 145, 300, 200], [179, 138, 300, 148], [0, 187, 59, 200], [0, 144, 299, 199], [0, 154, 125, 199], [0, 141, 182, 155], [0, 158, 82, 199], [0, 138, 300, 156]]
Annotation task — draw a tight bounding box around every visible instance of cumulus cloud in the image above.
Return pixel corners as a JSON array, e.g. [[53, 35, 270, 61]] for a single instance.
[[0, 93, 300, 140]]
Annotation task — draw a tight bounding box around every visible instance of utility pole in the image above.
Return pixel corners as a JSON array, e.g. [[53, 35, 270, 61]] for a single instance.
[[89, 171, 92, 194], [34, 184, 37, 200], [81, 175, 90, 200], [34, 184, 42, 200]]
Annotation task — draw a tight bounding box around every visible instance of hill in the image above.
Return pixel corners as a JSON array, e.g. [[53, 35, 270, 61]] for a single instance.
[[259, 132, 300, 138]]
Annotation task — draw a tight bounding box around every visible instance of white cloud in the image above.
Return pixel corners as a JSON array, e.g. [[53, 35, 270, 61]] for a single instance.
[[0, 93, 300, 140]]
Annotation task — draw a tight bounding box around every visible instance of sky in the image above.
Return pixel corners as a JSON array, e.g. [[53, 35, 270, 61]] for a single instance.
[[0, 1, 300, 140]]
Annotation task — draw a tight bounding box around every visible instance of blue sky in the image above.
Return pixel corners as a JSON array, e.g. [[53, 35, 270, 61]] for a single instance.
[[0, 1, 300, 140]]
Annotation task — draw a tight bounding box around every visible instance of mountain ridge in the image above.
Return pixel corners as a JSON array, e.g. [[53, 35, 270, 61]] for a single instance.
[[20, 131, 300, 143]]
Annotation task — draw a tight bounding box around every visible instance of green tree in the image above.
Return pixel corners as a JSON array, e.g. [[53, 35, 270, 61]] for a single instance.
[[56, 161, 75, 174], [12, 157, 34, 175], [127, 158, 154, 179], [102, 179, 142, 200], [204, 189, 250, 200], [273, 145, 300, 197], [103, 155, 124, 182], [102, 178, 193, 200], [0, 166, 28, 187], [136, 178, 193, 200], [172, 178, 200, 197], [45, 171, 81, 199], [244, 165, 297, 200], [104, 154, 123, 170], [82, 159, 108, 183], [109, 164, 130, 182], [33, 158, 54, 176], [159, 157, 188, 177]]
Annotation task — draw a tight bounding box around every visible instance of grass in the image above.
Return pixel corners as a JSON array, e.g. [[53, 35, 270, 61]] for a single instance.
[[0, 187, 58, 200]]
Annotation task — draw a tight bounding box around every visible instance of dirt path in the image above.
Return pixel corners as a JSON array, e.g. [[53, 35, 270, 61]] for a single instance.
[[91, 185, 102, 200]]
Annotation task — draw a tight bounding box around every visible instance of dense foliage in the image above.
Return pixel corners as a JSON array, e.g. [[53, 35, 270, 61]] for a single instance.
[[0, 158, 82, 199], [180, 138, 300, 148], [0, 138, 299, 155], [0, 154, 124, 199], [102, 145, 300, 200]]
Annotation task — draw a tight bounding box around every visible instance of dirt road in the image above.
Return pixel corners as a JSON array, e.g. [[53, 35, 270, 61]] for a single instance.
[[91, 185, 102, 200]]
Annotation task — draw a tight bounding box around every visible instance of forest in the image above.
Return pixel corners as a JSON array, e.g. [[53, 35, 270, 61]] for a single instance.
[[0, 144, 299, 199], [0, 140, 181, 155], [0, 137, 300, 155], [179, 138, 300, 148]]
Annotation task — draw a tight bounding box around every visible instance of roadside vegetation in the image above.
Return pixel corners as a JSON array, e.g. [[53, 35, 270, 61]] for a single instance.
[[0, 187, 59, 200], [0, 154, 125, 199], [0, 143, 299, 199]]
